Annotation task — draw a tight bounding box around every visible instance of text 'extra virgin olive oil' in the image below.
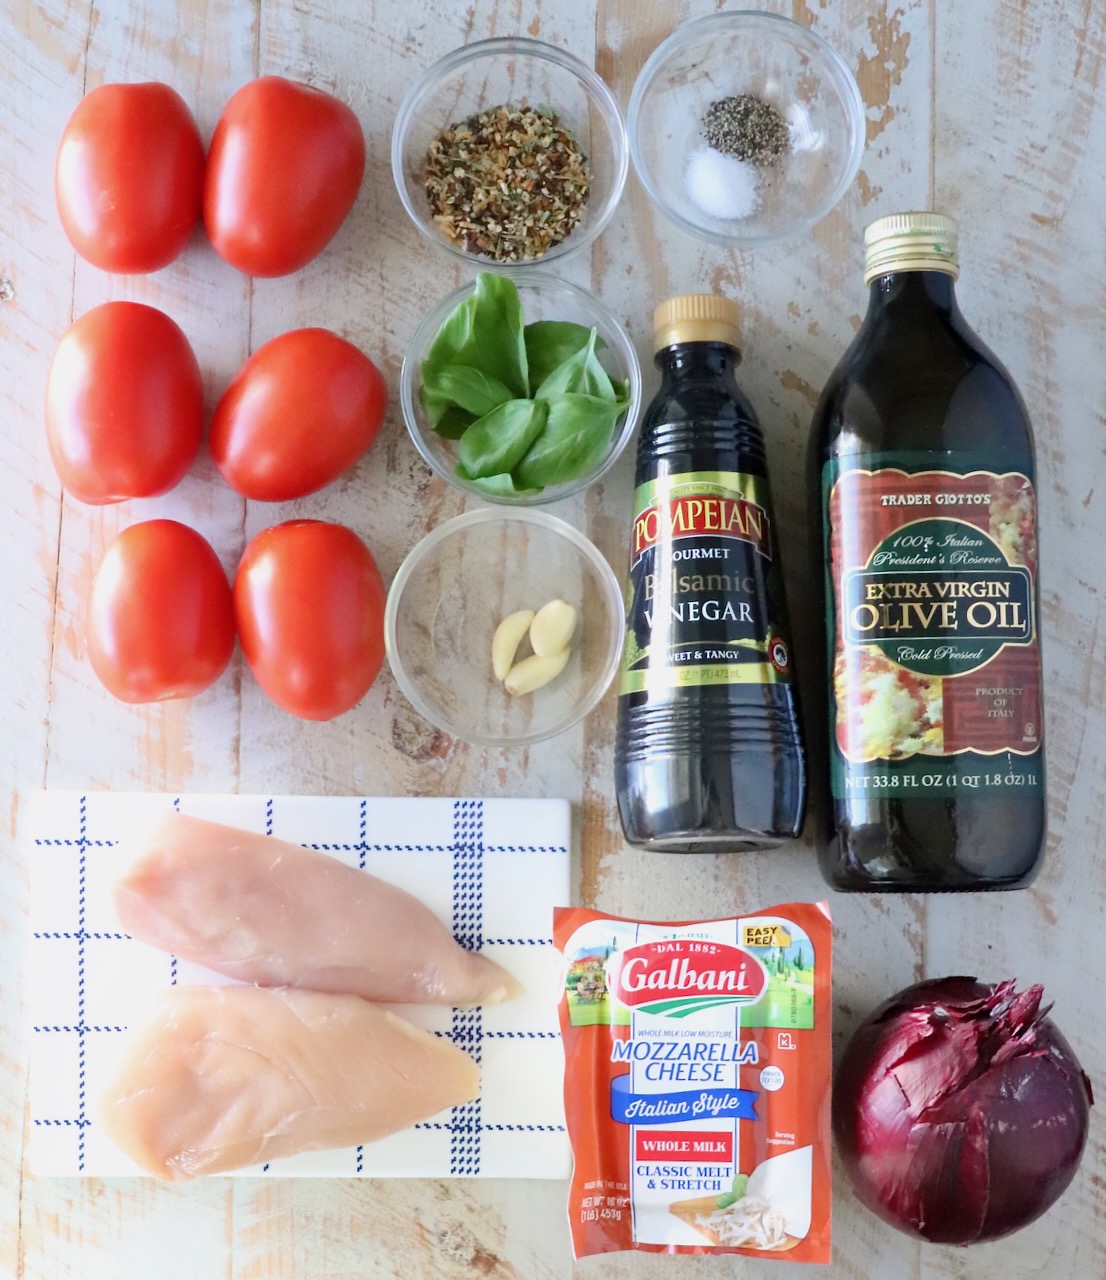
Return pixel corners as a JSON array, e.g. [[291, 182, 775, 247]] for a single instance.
[[615, 295, 806, 852], [810, 212, 1046, 891]]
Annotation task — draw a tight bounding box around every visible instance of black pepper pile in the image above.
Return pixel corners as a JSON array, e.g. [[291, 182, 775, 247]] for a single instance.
[[701, 94, 790, 165], [425, 103, 590, 262]]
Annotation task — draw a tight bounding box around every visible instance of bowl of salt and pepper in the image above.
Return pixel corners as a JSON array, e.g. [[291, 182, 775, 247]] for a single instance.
[[628, 11, 864, 245]]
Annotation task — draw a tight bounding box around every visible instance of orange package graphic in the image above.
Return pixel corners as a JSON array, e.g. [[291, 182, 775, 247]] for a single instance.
[[554, 904, 832, 1262]]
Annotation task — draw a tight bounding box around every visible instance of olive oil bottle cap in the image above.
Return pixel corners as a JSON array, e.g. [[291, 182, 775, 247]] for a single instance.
[[653, 294, 740, 353], [863, 211, 960, 284]]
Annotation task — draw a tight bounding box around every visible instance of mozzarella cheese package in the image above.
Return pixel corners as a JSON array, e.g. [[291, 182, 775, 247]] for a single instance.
[[554, 904, 832, 1262]]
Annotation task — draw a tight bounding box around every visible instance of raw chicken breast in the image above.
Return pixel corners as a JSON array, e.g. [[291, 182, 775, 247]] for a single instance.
[[99, 985, 480, 1179], [115, 813, 519, 1007]]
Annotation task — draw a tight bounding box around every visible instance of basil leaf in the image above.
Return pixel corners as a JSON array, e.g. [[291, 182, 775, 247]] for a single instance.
[[421, 274, 529, 399], [469, 472, 543, 498], [419, 378, 467, 432], [422, 365, 514, 419], [472, 273, 528, 396], [512, 393, 624, 489], [423, 293, 477, 372], [534, 328, 616, 402], [715, 1174, 748, 1209], [610, 376, 631, 404], [458, 399, 549, 479], [524, 321, 605, 393], [430, 404, 476, 440]]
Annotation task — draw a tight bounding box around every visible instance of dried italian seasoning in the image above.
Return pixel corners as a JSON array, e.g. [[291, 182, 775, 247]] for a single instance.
[[702, 94, 791, 166], [425, 103, 590, 262]]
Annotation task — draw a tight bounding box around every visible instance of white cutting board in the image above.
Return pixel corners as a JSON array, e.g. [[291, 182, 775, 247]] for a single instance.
[[27, 791, 570, 1180]]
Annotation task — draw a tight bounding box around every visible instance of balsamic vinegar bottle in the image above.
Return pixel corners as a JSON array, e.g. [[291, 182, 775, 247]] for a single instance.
[[809, 212, 1046, 891], [615, 295, 806, 852]]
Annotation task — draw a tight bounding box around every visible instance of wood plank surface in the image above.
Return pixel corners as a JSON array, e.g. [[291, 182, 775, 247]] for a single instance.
[[2, 0, 1103, 1276]]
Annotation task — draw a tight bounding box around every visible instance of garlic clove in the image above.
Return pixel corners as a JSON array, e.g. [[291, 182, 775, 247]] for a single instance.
[[491, 609, 536, 681], [530, 599, 577, 658], [504, 647, 570, 696]]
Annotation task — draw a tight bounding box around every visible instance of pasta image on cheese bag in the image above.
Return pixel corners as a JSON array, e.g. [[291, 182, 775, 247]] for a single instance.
[[554, 904, 832, 1262]]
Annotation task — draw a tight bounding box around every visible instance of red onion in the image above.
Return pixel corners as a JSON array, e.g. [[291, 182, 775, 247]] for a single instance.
[[833, 977, 1093, 1245]]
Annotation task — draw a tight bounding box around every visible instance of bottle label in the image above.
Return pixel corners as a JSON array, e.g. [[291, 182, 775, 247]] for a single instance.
[[620, 469, 793, 695], [824, 455, 1044, 799]]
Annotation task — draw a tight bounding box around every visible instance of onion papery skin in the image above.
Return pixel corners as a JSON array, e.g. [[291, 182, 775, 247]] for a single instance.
[[833, 976, 1093, 1245]]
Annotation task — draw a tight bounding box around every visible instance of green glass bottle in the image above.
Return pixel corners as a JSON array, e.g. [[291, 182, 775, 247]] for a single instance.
[[809, 212, 1046, 891]]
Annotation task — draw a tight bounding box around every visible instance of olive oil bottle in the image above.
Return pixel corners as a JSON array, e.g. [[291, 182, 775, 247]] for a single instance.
[[615, 295, 806, 852], [809, 212, 1046, 890]]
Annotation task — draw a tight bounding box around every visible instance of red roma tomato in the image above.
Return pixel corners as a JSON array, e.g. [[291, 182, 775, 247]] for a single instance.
[[55, 82, 204, 273], [210, 328, 387, 501], [204, 77, 365, 277], [46, 302, 203, 504], [234, 521, 385, 721], [88, 521, 235, 703]]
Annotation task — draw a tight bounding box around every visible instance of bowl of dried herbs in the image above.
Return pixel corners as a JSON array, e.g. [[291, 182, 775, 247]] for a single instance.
[[392, 37, 628, 268]]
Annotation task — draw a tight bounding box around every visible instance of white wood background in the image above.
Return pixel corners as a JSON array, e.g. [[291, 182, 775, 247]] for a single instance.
[[3, 0, 1105, 1276]]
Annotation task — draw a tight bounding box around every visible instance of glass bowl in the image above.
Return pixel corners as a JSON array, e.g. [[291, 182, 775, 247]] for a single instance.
[[628, 11, 864, 247], [385, 508, 625, 748], [400, 270, 642, 506], [391, 37, 628, 268], [394, 38, 627, 267]]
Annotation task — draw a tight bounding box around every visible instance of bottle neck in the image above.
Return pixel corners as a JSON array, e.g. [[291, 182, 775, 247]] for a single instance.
[[655, 341, 741, 383], [865, 269, 960, 320]]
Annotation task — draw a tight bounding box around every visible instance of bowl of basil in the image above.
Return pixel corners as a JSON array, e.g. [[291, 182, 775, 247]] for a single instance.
[[400, 271, 642, 505]]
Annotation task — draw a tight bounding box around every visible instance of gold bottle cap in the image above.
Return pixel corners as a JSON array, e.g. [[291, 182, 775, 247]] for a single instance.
[[863, 211, 960, 285], [653, 294, 740, 353]]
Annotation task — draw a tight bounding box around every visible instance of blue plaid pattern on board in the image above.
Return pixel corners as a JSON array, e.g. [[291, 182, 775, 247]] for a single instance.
[[31, 795, 119, 1171], [450, 800, 483, 1175], [29, 792, 570, 1179]]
